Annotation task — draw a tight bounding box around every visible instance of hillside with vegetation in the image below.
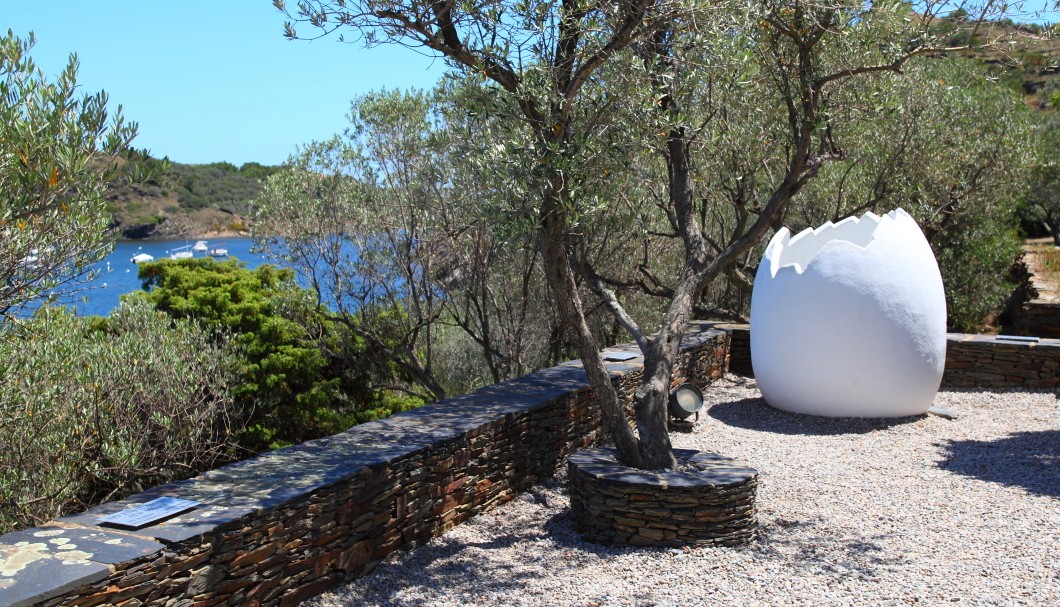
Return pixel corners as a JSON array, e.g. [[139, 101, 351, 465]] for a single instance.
[[105, 152, 282, 239], [929, 10, 1059, 106]]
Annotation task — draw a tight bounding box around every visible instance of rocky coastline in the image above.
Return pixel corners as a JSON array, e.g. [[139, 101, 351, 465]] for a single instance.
[[109, 211, 251, 241]]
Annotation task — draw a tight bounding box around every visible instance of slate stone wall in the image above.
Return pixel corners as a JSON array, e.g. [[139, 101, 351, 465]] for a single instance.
[[568, 448, 758, 548], [718, 324, 751, 376], [1018, 302, 1060, 340], [943, 333, 1060, 389], [716, 323, 1060, 390], [0, 324, 730, 607]]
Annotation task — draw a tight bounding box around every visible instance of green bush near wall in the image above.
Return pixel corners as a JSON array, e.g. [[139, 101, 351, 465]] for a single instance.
[[0, 300, 241, 534]]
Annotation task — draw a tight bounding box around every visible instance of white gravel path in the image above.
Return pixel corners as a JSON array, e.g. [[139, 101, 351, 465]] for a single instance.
[[306, 376, 1060, 607]]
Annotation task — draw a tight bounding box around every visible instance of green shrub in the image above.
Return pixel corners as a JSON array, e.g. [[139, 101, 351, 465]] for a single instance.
[[933, 219, 1023, 332], [135, 258, 405, 450], [170, 163, 267, 215], [1039, 79, 1060, 109], [238, 162, 281, 181], [999, 70, 1027, 94], [0, 300, 241, 533]]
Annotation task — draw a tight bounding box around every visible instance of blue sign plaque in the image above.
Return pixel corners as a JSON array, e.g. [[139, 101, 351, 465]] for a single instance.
[[99, 497, 200, 529], [603, 351, 639, 361]]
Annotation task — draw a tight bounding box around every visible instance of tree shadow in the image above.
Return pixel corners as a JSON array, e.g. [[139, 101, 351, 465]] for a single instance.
[[304, 520, 549, 606], [304, 478, 576, 606], [937, 430, 1060, 498], [707, 397, 924, 436], [543, 502, 911, 582]]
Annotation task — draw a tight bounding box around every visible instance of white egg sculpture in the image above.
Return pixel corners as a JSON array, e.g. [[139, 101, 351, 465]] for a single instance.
[[750, 208, 946, 417]]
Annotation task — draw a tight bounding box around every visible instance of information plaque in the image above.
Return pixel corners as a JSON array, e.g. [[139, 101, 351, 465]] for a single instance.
[[99, 497, 200, 529], [994, 335, 1040, 343], [603, 352, 639, 361]]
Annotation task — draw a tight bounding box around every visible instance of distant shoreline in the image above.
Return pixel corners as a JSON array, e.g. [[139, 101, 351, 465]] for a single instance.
[[114, 230, 252, 243]]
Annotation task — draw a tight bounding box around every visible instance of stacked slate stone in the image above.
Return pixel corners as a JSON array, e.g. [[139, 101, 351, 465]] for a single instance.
[[712, 323, 1060, 390], [1021, 302, 1060, 339], [719, 325, 751, 375], [943, 334, 1060, 389], [568, 448, 758, 548]]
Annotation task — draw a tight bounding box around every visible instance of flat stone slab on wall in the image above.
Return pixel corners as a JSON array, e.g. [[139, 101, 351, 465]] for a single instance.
[[568, 447, 758, 548]]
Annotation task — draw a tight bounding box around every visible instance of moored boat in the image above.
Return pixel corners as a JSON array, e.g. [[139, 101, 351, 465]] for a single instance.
[[169, 243, 194, 260]]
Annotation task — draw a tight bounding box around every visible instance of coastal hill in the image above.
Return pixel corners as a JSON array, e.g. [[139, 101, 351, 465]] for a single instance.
[[106, 154, 282, 240], [933, 13, 1060, 106]]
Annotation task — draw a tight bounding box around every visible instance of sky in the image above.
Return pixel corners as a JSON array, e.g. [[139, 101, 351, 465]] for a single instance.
[[6, 2, 1058, 167], [6, 1, 447, 166]]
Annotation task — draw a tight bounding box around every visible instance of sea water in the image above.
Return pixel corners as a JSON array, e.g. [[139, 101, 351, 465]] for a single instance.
[[62, 238, 276, 317]]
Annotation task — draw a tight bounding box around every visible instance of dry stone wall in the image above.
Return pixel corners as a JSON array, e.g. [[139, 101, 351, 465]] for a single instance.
[[568, 448, 758, 548], [943, 333, 1060, 389], [722, 324, 1060, 389], [0, 324, 730, 607], [1014, 301, 1060, 339]]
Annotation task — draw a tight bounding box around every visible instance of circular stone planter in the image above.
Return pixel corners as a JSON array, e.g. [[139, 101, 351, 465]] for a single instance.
[[568, 447, 758, 547]]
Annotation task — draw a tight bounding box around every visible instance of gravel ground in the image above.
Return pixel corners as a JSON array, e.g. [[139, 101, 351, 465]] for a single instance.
[[306, 376, 1059, 607]]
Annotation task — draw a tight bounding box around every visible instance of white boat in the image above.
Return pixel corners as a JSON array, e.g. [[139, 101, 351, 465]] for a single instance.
[[131, 253, 154, 264], [208, 247, 229, 257], [192, 240, 208, 253], [169, 244, 194, 260]]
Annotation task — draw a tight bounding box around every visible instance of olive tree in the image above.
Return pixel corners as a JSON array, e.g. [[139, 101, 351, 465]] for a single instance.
[[254, 87, 593, 399], [792, 58, 1035, 331], [0, 31, 138, 324], [256, 90, 465, 401], [278, 0, 1020, 469], [1025, 114, 1060, 246]]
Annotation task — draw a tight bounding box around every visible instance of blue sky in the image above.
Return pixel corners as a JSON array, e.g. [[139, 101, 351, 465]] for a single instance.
[[6, 1, 446, 166], [6, 2, 1058, 167]]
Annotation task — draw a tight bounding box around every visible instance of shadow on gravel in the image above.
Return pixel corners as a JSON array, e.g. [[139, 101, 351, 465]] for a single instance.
[[751, 517, 911, 579], [306, 481, 577, 606], [937, 430, 1060, 498], [707, 398, 923, 435], [545, 506, 909, 581], [310, 525, 548, 605]]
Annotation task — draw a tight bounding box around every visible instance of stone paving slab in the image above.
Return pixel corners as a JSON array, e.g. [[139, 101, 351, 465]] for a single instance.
[[0, 526, 162, 564], [0, 521, 166, 606], [0, 541, 111, 607], [570, 447, 758, 490]]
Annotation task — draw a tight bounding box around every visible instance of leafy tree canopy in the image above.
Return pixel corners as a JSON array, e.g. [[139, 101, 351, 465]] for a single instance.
[[0, 30, 138, 325], [1024, 114, 1060, 245], [275, 0, 1038, 470], [135, 258, 394, 450]]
